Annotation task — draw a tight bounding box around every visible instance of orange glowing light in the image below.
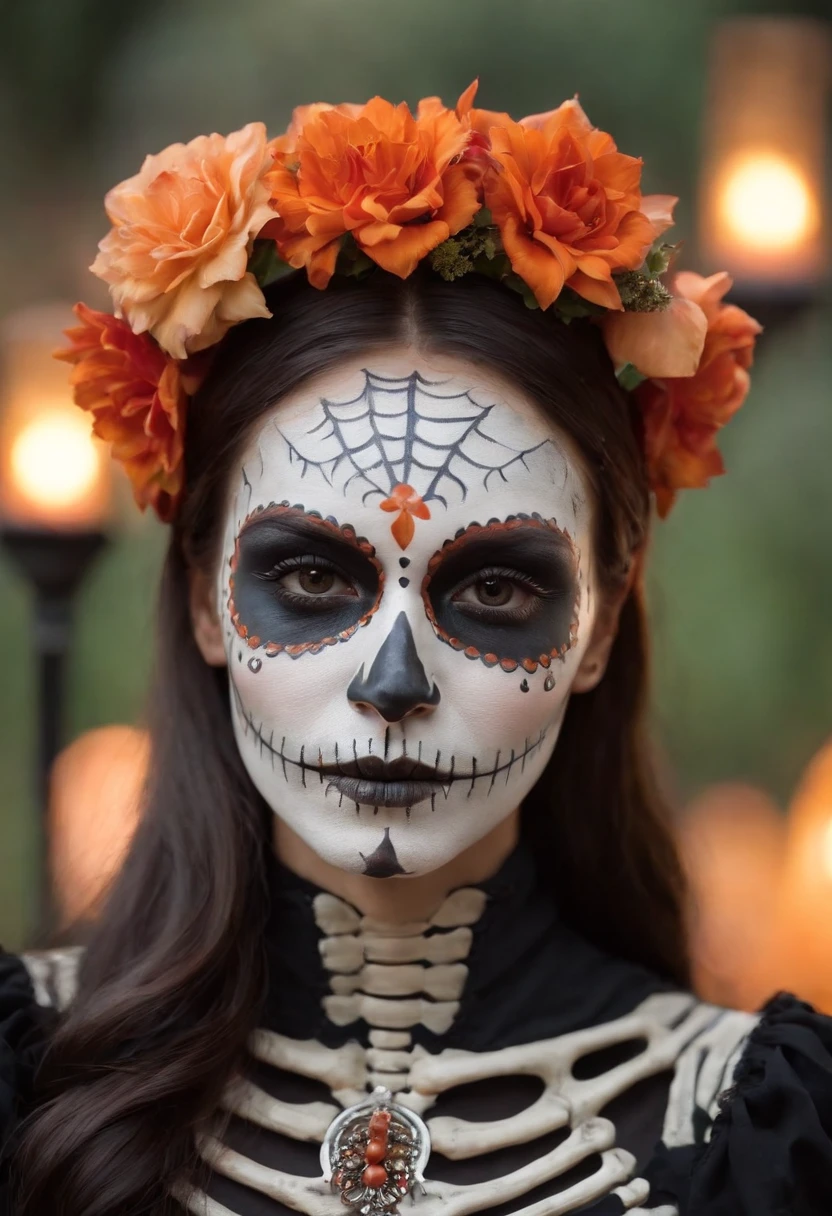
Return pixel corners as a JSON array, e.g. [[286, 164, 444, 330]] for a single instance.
[[699, 18, 830, 288], [717, 153, 819, 253], [50, 725, 149, 925], [823, 818, 832, 882], [10, 410, 103, 514], [1, 304, 111, 529]]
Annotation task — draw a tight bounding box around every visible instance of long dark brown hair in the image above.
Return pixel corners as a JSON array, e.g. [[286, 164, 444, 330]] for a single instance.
[[13, 270, 689, 1214]]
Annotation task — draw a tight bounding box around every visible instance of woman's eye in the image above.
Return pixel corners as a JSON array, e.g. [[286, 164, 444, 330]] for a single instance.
[[453, 576, 531, 611], [279, 566, 355, 597]]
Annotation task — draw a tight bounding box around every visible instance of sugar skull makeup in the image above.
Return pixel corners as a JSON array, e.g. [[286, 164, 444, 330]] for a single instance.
[[217, 353, 600, 877]]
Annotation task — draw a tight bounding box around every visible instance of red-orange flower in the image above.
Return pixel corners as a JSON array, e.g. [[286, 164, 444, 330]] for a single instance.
[[635, 272, 762, 517], [379, 483, 431, 549], [55, 303, 187, 521], [265, 97, 481, 287], [483, 99, 675, 310]]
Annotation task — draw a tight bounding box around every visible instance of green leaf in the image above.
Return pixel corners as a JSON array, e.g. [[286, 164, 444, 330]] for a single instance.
[[335, 234, 375, 279], [616, 363, 648, 392], [248, 240, 293, 288], [473, 206, 493, 228]]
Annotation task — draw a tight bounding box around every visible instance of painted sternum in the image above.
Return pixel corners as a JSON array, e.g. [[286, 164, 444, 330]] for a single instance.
[[228, 502, 384, 657], [421, 514, 581, 673]]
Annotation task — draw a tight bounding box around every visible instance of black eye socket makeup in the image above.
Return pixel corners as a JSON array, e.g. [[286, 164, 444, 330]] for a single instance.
[[421, 514, 581, 673], [228, 503, 384, 658]]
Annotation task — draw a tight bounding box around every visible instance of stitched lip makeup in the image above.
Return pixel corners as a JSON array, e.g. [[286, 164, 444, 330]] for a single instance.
[[320, 756, 443, 808]]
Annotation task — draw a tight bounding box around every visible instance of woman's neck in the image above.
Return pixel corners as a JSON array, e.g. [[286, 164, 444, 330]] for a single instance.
[[272, 809, 520, 924]]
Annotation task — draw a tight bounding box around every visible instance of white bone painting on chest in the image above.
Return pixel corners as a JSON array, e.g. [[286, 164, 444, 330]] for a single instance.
[[178, 888, 757, 1216]]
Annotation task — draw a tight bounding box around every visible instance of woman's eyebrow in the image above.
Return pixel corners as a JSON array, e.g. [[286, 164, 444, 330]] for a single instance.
[[235, 504, 379, 563], [428, 517, 579, 567]]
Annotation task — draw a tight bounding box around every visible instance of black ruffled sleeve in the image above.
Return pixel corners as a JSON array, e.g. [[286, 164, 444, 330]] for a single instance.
[[647, 993, 832, 1216], [0, 950, 55, 1214]]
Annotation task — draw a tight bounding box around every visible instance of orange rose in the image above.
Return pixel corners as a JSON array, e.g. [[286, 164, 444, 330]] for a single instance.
[[603, 295, 708, 378], [635, 272, 762, 517], [55, 304, 187, 521], [92, 123, 274, 359], [265, 97, 481, 286], [484, 99, 675, 310], [269, 101, 364, 163]]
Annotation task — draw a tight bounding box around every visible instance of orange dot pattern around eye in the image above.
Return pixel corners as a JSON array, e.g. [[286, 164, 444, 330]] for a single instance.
[[420, 514, 581, 673], [227, 502, 385, 658]]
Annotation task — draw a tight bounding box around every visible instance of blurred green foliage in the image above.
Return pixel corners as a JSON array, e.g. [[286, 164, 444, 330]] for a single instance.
[[0, 0, 830, 946]]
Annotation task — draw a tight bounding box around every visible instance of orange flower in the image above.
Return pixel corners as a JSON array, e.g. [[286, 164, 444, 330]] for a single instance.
[[92, 123, 275, 359], [265, 97, 481, 287], [379, 483, 431, 549], [55, 303, 187, 521], [484, 99, 676, 310], [603, 295, 708, 378], [269, 101, 364, 163], [635, 272, 762, 517]]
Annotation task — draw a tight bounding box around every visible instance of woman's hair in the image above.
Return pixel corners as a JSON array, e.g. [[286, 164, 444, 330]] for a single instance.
[[13, 270, 689, 1214]]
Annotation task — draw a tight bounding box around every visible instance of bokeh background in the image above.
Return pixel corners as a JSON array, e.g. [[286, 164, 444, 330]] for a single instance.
[[1, 0, 830, 1008]]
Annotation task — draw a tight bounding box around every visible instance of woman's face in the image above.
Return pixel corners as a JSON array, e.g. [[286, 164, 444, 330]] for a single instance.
[[205, 348, 611, 878]]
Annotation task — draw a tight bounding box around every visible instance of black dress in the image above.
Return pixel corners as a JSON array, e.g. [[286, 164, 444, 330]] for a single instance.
[[2, 843, 832, 1215]]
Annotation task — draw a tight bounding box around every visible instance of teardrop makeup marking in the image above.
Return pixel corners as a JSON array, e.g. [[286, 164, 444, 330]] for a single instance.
[[544, 673, 556, 691], [248, 657, 262, 673], [520, 678, 529, 693]]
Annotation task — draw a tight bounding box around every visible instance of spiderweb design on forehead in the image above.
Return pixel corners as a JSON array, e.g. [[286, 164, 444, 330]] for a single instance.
[[276, 370, 552, 548]]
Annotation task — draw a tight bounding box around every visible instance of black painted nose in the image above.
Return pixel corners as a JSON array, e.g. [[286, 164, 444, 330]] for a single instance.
[[347, 611, 441, 723]]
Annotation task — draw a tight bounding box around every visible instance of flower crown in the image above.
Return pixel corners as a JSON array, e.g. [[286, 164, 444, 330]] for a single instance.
[[56, 81, 761, 523]]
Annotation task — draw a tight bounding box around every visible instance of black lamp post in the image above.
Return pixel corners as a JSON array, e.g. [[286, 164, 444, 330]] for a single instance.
[[0, 304, 111, 937], [0, 529, 107, 931]]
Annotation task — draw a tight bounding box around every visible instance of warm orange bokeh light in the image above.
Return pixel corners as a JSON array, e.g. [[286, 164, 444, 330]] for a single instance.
[[772, 740, 832, 1013], [717, 152, 819, 253], [49, 726, 149, 925], [10, 410, 104, 515], [680, 783, 787, 1011], [699, 18, 830, 287], [0, 304, 111, 529]]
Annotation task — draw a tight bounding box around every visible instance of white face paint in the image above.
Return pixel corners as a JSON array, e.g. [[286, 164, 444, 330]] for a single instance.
[[217, 351, 599, 878]]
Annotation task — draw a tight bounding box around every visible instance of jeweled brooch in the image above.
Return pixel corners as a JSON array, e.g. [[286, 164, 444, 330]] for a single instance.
[[320, 1086, 431, 1213]]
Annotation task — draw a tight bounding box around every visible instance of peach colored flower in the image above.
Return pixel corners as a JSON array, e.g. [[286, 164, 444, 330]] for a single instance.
[[55, 303, 187, 521], [634, 272, 762, 517], [603, 295, 708, 378], [92, 123, 275, 359], [484, 99, 676, 310], [379, 483, 431, 549], [269, 101, 364, 163], [265, 97, 481, 286]]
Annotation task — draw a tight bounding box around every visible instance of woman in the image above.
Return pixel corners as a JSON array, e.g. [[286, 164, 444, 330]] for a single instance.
[[1, 88, 830, 1216]]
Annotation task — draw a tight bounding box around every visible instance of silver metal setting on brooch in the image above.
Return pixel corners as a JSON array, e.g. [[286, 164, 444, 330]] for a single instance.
[[321, 1085, 431, 1213]]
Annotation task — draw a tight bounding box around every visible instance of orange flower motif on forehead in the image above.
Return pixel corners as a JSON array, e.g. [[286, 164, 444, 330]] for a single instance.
[[55, 304, 188, 522], [484, 99, 675, 311], [379, 483, 431, 550], [264, 96, 481, 287]]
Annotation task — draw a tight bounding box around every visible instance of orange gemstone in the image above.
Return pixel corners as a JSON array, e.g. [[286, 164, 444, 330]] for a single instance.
[[362, 1164, 388, 1188], [368, 1110, 391, 1136], [365, 1139, 386, 1163]]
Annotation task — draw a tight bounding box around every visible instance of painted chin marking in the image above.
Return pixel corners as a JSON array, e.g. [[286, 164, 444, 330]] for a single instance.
[[326, 775, 439, 808], [360, 828, 411, 878]]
